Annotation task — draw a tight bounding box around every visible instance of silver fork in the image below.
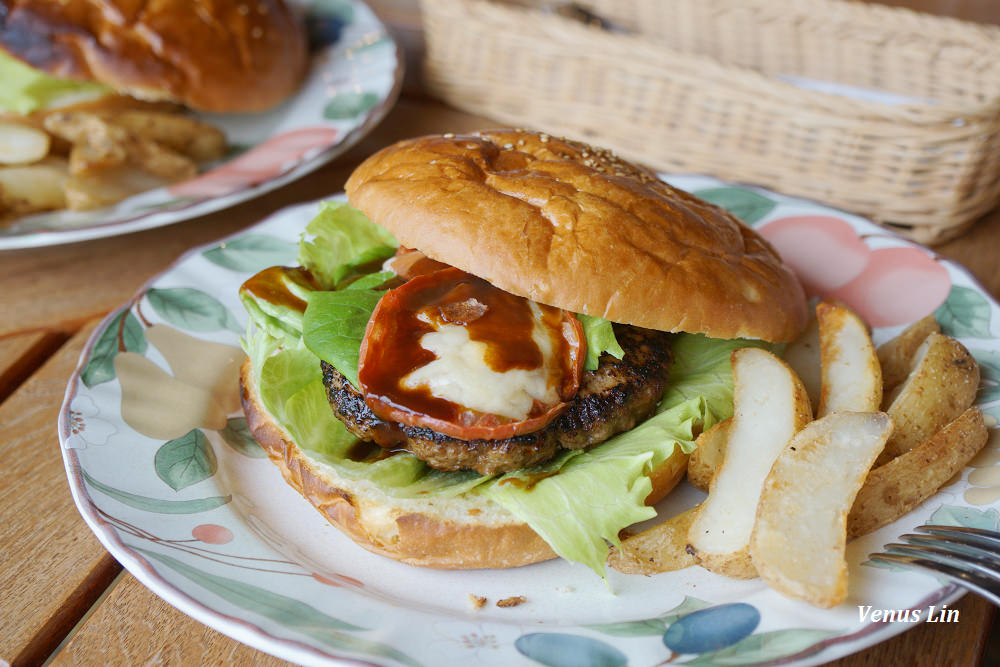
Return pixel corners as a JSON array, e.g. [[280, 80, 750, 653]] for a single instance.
[[869, 525, 1000, 606]]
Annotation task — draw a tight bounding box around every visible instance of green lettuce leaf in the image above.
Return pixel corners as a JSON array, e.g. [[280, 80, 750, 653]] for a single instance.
[[302, 289, 384, 388], [485, 396, 703, 576], [297, 201, 397, 289], [658, 334, 773, 429], [577, 314, 625, 371], [344, 270, 396, 291], [0, 51, 110, 114], [239, 266, 328, 350], [240, 291, 303, 349]]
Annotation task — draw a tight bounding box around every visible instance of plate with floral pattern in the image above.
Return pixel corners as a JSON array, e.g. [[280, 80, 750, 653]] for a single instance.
[[59, 175, 1000, 666], [0, 0, 401, 250]]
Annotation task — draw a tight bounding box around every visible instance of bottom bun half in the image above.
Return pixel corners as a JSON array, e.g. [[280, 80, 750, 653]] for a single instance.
[[240, 358, 689, 569]]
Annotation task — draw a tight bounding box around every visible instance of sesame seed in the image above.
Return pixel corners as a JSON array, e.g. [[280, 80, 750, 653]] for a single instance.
[[238, 4, 249, 14], [251, 26, 263, 38], [443, 133, 454, 138]]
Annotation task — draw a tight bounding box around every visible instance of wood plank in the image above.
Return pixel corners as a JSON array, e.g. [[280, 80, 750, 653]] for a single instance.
[[0, 99, 495, 341], [0, 331, 67, 402], [937, 207, 1000, 299], [49, 574, 294, 667], [829, 593, 992, 666], [0, 320, 123, 667]]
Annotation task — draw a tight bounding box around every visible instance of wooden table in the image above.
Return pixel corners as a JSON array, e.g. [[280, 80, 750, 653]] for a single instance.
[[2, 2, 999, 665]]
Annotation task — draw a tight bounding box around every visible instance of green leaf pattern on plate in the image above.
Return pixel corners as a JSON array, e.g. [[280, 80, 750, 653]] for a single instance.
[[81, 468, 231, 514], [691, 187, 777, 225], [202, 234, 299, 272], [154, 429, 218, 491], [324, 92, 380, 120], [313, 0, 355, 22], [935, 285, 994, 338], [587, 596, 712, 636], [81, 310, 147, 387], [929, 504, 1000, 530], [969, 348, 1000, 404], [136, 549, 423, 667], [146, 287, 243, 333], [219, 417, 267, 458], [683, 629, 838, 666]]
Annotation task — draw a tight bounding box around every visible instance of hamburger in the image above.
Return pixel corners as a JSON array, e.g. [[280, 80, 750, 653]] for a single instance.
[[238, 130, 808, 574], [0, 0, 308, 114], [0, 0, 307, 220]]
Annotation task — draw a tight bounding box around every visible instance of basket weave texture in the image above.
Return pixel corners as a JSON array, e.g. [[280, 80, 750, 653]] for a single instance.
[[422, 0, 1000, 244]]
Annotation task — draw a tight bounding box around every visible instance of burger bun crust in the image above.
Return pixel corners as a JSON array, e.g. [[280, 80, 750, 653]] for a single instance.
[[346, 130, 808, 342]]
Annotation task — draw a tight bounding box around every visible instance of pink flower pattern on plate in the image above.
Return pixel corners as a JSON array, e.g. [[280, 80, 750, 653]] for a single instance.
[[169, 127, 341, 198], [758, 215, 951, 326]]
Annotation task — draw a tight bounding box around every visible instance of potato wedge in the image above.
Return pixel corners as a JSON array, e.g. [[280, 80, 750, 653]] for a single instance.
[[46, 111, 197, 181], [751, 411, 892, 608], [68, 140, 126, 173], [880, 333, 980, 462], [608, 507, 699, 575], [687, 348, 812, 578], [817, 301, 881, 417], [64, 166, 170, 211], [108, 111, 227, 162], [127, 138, 197, 181], [0, 158, 68, 215], [848, 406, 988, 538], [0, 121, 50, 165], [44, 111, 128, 168], [782, 311, 821, 411], [877, 315, 940, 393], [687, 418, 730, 492]]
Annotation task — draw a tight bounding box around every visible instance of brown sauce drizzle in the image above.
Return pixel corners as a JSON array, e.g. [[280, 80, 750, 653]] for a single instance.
[[497, 469, 560, 491], [359, 269, 569, 427], [240, 266, 320, 313]]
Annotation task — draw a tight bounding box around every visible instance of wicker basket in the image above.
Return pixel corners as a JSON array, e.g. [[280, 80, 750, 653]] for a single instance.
[[422, 0, 1000, 244]]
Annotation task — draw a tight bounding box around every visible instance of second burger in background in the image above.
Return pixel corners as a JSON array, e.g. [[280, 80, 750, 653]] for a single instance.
[[239, 130, 808, 574], [0, 0, 308, 219]]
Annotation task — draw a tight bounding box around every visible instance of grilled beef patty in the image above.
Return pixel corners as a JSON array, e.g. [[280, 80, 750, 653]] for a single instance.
[[321, 324, 672, 475]]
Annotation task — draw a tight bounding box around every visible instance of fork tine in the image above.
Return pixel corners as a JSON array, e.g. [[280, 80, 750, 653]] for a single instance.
[[897, 534, 1000, 569], [916, 525, 1000, 550], [869, 551, 1000, 606]]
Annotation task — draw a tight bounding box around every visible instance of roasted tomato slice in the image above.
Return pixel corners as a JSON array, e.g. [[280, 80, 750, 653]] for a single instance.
[[358, 267, 585, 440]]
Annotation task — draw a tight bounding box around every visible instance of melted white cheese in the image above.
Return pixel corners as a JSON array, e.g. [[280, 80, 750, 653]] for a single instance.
[[400, 302, 561, 419]]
